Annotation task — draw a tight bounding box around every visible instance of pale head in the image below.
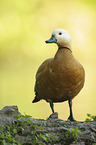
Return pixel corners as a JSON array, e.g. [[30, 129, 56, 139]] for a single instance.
[[45, 29, 72, 51]]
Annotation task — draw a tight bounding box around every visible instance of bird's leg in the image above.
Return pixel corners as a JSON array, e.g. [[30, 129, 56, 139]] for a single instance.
[[49, 101, 54, 113], [68, 100, 76, 121]]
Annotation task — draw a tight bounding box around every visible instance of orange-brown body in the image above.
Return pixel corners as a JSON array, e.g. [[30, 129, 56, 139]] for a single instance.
[[32, 28, 85, 121], [35, 49, 85, 103]]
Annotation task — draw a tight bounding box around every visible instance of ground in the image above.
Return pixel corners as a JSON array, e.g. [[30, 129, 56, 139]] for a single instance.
[[0, 106, 96, 145]]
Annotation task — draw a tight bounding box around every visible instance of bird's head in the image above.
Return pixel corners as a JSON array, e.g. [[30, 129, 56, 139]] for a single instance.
[[45, 29, 72, 51]]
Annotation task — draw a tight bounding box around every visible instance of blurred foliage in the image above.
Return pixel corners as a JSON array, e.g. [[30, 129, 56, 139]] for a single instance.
[[0, 114, 58, 144], [0, 0, 96, 120], [84, 113, 96, 123], [65, 127, 81, 143]]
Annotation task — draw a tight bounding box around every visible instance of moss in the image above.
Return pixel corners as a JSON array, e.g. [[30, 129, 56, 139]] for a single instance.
[[84, 114, 96, 123], [0, 129, 21, 145], [0, 110, 96, 144], [65, 127, 81, 143], [0, 114, 59, 144]]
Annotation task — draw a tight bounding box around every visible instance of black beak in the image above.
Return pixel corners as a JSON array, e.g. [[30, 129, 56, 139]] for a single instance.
[[45, 36, 57, 43]]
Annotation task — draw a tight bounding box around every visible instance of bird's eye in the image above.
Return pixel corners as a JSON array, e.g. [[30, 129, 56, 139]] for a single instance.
[[59, 32, 62, 35]]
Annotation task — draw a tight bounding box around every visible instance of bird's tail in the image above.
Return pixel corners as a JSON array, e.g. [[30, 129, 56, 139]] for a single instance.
[[32, 93, 40, 103]]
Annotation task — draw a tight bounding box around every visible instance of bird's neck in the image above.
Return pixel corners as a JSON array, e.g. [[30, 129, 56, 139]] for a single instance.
[[58, 47, 72, 52], [54, 47, 73, 60]]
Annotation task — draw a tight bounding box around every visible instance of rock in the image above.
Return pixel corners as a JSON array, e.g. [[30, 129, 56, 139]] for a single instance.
[[0, 106, 21, 129], [47, 112, 58, 119], [0, 106, 96, 145], [0, 105, 21, 117]]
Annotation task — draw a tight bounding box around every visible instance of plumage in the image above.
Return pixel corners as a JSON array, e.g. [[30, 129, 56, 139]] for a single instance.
[[32, 29, 85, 121]]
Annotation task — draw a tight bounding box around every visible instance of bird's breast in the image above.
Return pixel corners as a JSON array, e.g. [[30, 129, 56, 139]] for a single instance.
[[36, 52, 85, 102]]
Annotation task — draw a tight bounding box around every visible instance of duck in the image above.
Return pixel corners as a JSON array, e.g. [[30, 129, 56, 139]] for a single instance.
[[32, 29, 85, 121]]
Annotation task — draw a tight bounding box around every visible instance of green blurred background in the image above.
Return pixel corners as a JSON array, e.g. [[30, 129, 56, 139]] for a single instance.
[[0, 0, 96, 121]]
